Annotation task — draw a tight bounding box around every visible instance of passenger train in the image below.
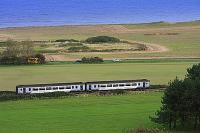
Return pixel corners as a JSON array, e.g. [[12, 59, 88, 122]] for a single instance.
[[16, 79, 150, 94]]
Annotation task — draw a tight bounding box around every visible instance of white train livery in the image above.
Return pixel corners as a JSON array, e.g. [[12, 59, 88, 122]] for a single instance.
[[16, 79, 150, 94]]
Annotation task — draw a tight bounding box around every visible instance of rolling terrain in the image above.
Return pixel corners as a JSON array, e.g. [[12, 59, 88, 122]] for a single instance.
[[0, 21, 200, 133], [0, 21, 200, 61], [0, 60, 198, 91]]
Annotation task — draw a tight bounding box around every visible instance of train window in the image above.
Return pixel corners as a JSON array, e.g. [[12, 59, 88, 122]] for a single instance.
[[75, 86, 78, 89], [39, 88, 45, 91], [113, 84, 118, 87], [72, 86, 74, 89], [59, 87, 64, 90], [89, 85, 92, 90], [100, 85, 106, 87], [94, 85, 96, 88], [46, 87, 52, 90], [138, 83, 141, 86], [126, 84, 131, 86], [33, 88, 38, 91], [29, 88, 32, 91], [119, 84, 125, 87], [53, 87, 58, 90], [132, 83, 137, 86], [80, 85, 83, 90], [66, 86, 71, 89], [107, 84, 112, 87]]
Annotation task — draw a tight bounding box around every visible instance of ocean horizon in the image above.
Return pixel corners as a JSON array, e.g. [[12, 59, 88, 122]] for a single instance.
[[0, 0, 200, 28]]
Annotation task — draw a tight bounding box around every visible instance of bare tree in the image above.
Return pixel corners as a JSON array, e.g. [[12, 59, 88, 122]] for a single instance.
[[3, 39, 34, 57]]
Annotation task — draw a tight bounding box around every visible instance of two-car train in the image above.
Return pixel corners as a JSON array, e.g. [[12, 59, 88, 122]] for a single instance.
[[16, 79, 150, 94]]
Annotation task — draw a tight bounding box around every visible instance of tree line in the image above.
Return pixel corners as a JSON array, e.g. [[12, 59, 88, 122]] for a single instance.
[[0, 40, 45, 65], [151, 63, 200, 130]]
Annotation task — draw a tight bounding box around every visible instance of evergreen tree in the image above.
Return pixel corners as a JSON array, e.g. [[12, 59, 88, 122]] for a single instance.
[[151, 63, 200, 129]]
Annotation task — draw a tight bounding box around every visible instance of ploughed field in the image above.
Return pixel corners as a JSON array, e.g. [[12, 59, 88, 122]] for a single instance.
[[0, 92, 162, 133], [0, 60, 198, 91]]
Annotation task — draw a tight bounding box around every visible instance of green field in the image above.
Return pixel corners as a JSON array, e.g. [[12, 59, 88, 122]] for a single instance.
[[0, 21, 200, 60], [0, 92, 162, 133], [0, 21, 200, 133], [0, 92, 199, 133], [0, 60, 199, 91]]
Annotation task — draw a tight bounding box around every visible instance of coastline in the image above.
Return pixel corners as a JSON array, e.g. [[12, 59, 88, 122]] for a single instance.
[[0, 20, 200, 30]]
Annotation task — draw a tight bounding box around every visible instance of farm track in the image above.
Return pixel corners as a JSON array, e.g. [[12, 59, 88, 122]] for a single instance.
[[45, 41, 169, 61]]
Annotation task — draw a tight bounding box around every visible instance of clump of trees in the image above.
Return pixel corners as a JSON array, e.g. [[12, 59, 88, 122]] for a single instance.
[[151, 63, 200, 129], [85, 36, 120, 44], [0, 40, 46, 65], [76, 57, 104, 63], [55, 39, 79, 43]]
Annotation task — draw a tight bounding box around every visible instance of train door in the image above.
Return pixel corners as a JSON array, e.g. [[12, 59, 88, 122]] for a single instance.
[[143, 82, 146, 88], [89, 85, 92, 90], [23, 88, 26, 94]]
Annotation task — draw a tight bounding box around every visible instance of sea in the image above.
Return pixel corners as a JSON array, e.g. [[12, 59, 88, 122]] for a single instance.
[[0, 0, 200, 28]]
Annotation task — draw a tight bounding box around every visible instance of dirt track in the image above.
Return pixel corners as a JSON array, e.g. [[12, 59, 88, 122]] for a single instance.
[[45, 41, 169, 61]]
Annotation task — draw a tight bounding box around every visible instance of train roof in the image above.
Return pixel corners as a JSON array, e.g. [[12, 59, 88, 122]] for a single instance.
[[16, 82, 84, 88], [86, 79, 150, 84], [16, 79, 150, 88]]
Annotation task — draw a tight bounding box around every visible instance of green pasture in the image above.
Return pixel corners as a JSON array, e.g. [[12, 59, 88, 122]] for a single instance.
[[0, 92, 162, 133], [0, 92, 198, 133], [118, 31, 200, 57], [0, 60, 198, 91]]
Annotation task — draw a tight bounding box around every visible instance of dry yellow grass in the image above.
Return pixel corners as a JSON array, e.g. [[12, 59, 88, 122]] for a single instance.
[[0, 22, 200, 60]]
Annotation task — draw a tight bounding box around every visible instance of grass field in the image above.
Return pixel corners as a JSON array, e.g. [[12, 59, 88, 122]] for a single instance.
[[0, 92, 162, 133], [0, 60, 199, 91], [0, 21, 200, 132], [0, 21, 200, 60], [0, 92, 199, 133]]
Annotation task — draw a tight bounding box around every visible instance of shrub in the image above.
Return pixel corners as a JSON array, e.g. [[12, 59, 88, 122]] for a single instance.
[[0, 41, 7, 47], [80, 57, 104, 63], [55, 39, 79, 42], [0, 56, 28, 65], [99, 90, 126, 96], [0, 91, 76, 101], [59, 42, 83, 47], [135, 128, 160, 133], [0, 54, 46, 65], [85, 36, 120, 44], [68, 46, 90, 52], [126, 128, 161, 133], [35, 54, 46, 64]]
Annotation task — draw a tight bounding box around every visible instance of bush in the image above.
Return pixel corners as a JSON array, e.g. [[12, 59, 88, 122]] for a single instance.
[[85, 36, 120, 44], [0, 56, 28, 65], [0, 91, 76, 101], [99, 90, 126, 96], [80, 57, 104, 63], [0, 42, 7, 47], [0, 54, 46, 65], [59, 42, 83, 47], [135, 128, 160, 133], [149, 85, 167, 89], [35, 54, 46, 64], [126, 128, 161, 133], [55, 39, 79, 42], [68, 46, 90, 52]]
